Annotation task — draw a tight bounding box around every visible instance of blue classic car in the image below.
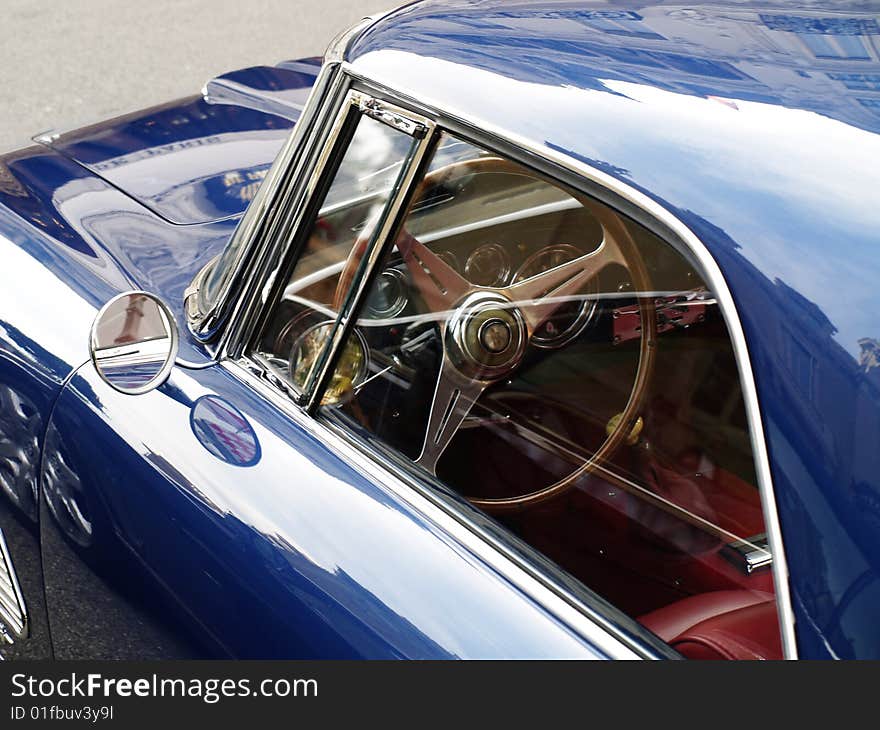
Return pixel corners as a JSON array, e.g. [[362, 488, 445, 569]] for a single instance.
[[0, 0, 877, 660]]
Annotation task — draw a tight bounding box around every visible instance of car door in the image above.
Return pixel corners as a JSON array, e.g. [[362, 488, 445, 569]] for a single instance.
[[42, 346, 628, 658], [37, 89, 635, 660], [238, 78, 793, 660]]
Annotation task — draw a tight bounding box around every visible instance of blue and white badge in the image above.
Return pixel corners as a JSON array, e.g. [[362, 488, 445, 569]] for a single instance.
[[190, 395, 261, 467]]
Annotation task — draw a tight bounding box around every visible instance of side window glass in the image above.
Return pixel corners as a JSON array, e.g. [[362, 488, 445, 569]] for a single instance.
[[253, 105, 417, 394], [320, 131, 783, 658]]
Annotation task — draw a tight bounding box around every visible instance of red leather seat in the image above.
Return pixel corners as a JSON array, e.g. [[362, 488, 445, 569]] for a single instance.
[[639, 590, 782, 660]]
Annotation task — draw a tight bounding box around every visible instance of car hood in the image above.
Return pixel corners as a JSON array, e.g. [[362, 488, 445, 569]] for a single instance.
[[40, 60, 320, 226]]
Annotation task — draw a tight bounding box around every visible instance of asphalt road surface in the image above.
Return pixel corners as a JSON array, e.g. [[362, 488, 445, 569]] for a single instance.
[[1, 0, 390, 151]]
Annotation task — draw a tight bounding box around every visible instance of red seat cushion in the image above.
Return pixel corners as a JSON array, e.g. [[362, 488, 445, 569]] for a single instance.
[[639, 590, 782, 660]]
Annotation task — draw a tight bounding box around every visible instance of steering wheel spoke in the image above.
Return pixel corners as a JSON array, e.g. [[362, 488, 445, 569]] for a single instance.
[[396, 230, 470, 312], [414, 351, 488, 475], [333, 155, 656, 511]]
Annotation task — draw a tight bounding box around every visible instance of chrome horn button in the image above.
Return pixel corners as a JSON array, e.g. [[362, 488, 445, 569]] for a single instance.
[[446, 291, 526, 379], [478, 318, 512, 354]]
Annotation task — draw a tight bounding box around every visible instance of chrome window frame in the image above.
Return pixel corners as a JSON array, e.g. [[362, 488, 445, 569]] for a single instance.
[[299, 92, 435, 402], [198, 21, 797, 659], [232, 86, 435, 405], [183, 16, 380, 349]]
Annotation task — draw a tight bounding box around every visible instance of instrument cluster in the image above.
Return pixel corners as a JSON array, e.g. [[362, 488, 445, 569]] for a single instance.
[[363, 239, 603, 350]]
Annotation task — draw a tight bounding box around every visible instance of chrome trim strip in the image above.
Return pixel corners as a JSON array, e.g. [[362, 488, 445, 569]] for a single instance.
[[339, 63, 797, 658], [324, 6, 403, 64], [301, 90, 365, 203], [187, 60, 341, 343], [219, 70, 352, 364], [189, 11, 395, 342], [305, 98, 436, 408], [224, 358, 655, 660], [208, 11, 412, 354], [0, 529, 27, 643], [324, 17, 374, 64], [231, 87, 380, 398]]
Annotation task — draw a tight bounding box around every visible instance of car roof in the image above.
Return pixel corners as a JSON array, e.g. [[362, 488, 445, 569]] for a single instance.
[[348, 0, 880, 361], [350, 1, 880, 134]]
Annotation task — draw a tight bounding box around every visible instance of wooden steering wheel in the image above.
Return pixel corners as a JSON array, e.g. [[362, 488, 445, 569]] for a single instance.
[[334, 157, 656, 512]]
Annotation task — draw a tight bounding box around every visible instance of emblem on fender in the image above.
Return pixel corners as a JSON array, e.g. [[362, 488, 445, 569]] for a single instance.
[[190, 396, 261, 467]]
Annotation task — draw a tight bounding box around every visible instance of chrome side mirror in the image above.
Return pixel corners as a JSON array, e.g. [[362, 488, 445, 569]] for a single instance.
[[89, 291, 179, 394]]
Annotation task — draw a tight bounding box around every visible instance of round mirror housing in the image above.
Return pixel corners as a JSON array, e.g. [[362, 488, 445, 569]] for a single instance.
[[89, 291, 179, 394]]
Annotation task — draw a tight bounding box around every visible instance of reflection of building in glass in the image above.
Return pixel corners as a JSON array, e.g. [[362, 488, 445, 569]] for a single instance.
[[859, 337, 880, 373], [760, 14, 878, 59], [94, 294, 166, 346]]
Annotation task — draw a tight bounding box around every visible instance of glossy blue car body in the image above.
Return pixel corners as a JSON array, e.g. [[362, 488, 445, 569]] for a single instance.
[[0, 1, 878, 659]]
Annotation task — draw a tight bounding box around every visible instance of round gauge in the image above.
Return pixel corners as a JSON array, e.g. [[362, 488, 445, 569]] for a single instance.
[[364, 268, 408, 320], [464, 243, 511, 287], [274, 310, 322, 358], [288, 321, 369, 406], [513, 244, 599, 349]]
